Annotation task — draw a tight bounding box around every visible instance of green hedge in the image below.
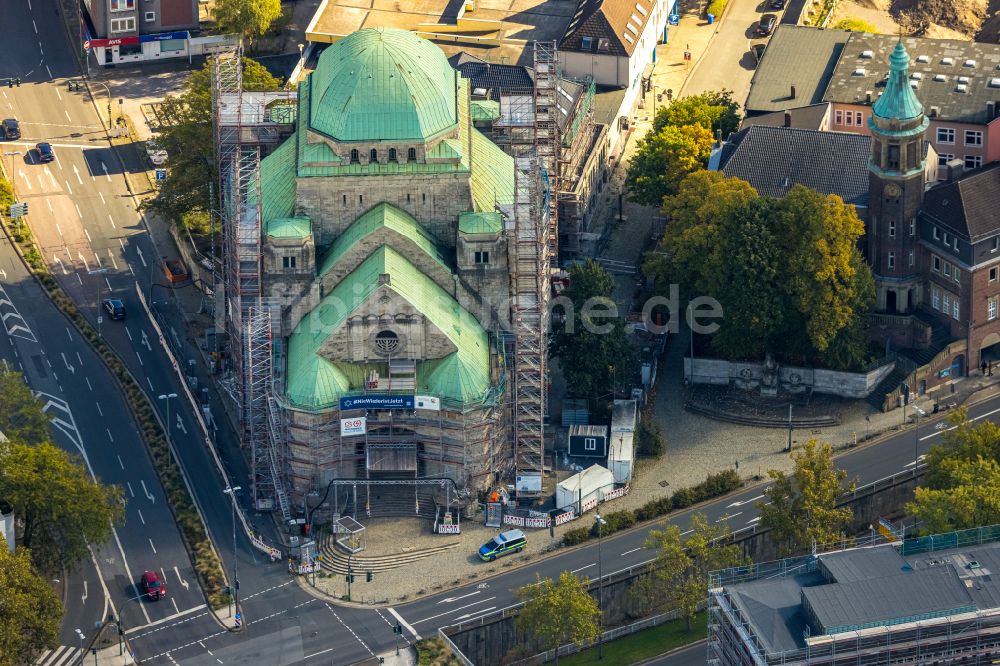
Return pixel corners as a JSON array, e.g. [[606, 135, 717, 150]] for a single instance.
[[563, 470, 742, 546], [0, 210, 230, 609]]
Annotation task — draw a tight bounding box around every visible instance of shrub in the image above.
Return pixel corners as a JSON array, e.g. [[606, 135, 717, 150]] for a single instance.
[[833, 17, 878, 32], [636, 496, 672, 521], [636, 416, 665, 458], [592, 510, 636, 537], [691, 469, 741, 503], [671, 487, 695, 509], [563, 527, 591, 546]]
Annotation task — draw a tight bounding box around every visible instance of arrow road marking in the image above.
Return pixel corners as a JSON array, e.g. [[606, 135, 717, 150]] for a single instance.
[[174, 566, 189, 591], [747, 516, 761, 525], [141, 330, 152, 351], [727, 494, 765, 508], [717, 512, 741, 522], [175, 414, 186, 434], [101, 161, 111, 182], [411, 596, 497, 626], [60, 352, 75, 374], [454, 607, 496, 622], [136, 247, 147, 268], [73, 164, 83, 185], [82, 580, 88, 605], [141, 480, 155, 503], [438, 591, 480, 604]]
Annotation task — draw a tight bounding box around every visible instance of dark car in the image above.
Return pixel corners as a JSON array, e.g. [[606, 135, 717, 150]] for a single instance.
[[768, 0, 786, 9], [102, 298, 125, 320], [2, 118, 20, 140], [751, 43, 766, 65], [141, 570, 166, 600], [35, 143, 54, 163], [755, 13, 778, 36]]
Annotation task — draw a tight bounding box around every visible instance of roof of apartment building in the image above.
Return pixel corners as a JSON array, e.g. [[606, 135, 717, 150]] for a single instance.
[[739, 103, 830, 131], [824, 33, 1000, 124], [725, 539, 1000, 655], [921, 161, 1000, 241], [745, 26, 851, 114], [719, 125, 871, 206], [559, 0, 655, 58]]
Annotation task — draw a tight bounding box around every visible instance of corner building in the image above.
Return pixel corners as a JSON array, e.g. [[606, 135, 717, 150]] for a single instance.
[[259, 29, 515, 515]]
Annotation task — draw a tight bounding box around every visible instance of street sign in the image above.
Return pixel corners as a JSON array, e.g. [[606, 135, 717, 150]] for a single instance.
[[97, 316, 103, 325], [155, 169, 167, 181], [668, 13, 679, 26], [683, 51, 692, 61], [9, 202, 27, 219], [84, 40, 91, 50]]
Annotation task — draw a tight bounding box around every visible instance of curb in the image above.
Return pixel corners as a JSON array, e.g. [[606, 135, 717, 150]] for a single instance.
[[633, 639, 707, 666]]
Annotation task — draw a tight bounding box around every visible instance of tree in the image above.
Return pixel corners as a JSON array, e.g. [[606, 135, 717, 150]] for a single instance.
[[0, 442, 125, 573], [652, 90, 741, 138], [906, 410, 1000, 532], [635, 415, 665, 457], [213, 0, 283, 47], [0, 371, 51, 445], [516, 571, 601, 663], [148, 58, 281, 232], [634, 513, 745, 630], [833, 17, 879, 32], [0, 546, 61, 666], [626, 123, 714, 206], [758, 440, 855, 556], [549, 260, 635, 398]]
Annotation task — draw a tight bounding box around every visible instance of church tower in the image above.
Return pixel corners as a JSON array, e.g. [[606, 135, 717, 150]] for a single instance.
[[867, 39, 928, 314]]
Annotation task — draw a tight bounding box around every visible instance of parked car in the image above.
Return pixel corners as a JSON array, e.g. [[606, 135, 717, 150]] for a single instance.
[[141, 570, 166, 600], [2, 118, 20, 140], [751, 43, 766, 65], [145, 140, 168, 166], [35, 142, 54, 163], [478, 529, 527, 562], [102, 298, 126, 320], [755, 13, 778, 36], [769, 0, 786, 9]]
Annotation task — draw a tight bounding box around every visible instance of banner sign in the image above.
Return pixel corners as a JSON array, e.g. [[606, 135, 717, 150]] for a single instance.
[[340, 395, 414, 410], [415, 395, 440, 411], [340, 416, 366, 437], [88, 36, 140, 48], [554, 510, 575, 526], [140, 31, 190, 43], [485, 502, 502, 528], [877, 517, 898, 542]]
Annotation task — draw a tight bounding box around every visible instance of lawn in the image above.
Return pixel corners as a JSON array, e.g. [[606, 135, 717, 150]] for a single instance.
[[560, 612, 707, 665]]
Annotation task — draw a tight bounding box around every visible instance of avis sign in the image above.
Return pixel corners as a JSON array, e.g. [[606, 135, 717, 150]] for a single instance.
[[340, 416, 366, 437]]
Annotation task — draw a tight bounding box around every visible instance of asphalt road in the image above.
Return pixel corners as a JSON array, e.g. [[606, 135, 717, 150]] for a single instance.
[[5, 2, 1000, 665]]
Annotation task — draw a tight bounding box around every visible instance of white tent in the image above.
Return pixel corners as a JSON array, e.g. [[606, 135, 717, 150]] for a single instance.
[[556, 464, 615, 512]]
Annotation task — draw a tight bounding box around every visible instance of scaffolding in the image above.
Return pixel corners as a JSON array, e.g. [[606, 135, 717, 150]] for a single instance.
[[533, 41, 559, 262]]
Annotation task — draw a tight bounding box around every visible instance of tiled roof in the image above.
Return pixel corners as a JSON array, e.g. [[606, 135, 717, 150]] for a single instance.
[[745, 26, 850, 114], [739, 103, 830, 131], [258, 135, 298, 223], [470, 128, 515, 212], [285, 246, 492, 409], [265, 217, 311, 239], [309, 28, 458, 142], [921, 162, 1000, 241], [458, 211, 502, 235], [559, 0, 655, 58], [824, 33, 1000, 124], [719, 125, 872, 206], [448, 52, 534, 99]]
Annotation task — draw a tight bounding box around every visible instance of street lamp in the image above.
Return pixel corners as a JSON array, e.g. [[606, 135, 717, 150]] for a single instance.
[[88, 268, 109, 336], [594, 513, 607, 660], [223, 485, 242, 622], [157, 393, 178, 441], [3, 150, 21, 200], [90, 81, 113, 130]]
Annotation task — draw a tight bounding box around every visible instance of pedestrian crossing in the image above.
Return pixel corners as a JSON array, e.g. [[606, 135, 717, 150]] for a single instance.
[[35, 645, 82, 666]]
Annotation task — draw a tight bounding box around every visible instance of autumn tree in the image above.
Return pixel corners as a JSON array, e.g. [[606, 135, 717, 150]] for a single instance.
[[516, 571, 601, 664], [0, 442, 125, 573], [0, 545, 61, 666], [626, 123, 713, 206], [907, 410, 1000, 532], [213, 0, 283, 47], [148, 58, 281, 232], [549, 259, 635, 398], [833, 17, 878, 32], [652, 89, 741, 137], [0, 371, 51, 445], [758, 440, 855, 556], [632, 513, 745, 629]]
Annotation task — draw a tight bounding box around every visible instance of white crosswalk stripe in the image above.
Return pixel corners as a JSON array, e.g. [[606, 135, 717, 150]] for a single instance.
[[35, 645, 82, 666]]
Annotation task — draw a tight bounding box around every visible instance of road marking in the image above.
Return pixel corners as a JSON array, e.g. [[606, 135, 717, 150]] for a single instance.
[[64, 179, 72, 195], [172, 598, 180, 615], [106, 428, 114, 443], [55, 82, 60, 99], [176, 414, 186, 434], [302, 649, 334, 661], [680, 529, 694, 536], [119, 238, 126, 252], [137, 509, 145, 525], [87, 231, 95, 247], [101, 161, 110, 182], [174, 565, 190, 590], [39, 41, 44, 56], [571, 563, 595, 573], [141, 480, 155, 503], [747, 516, 761, 525], [98, 191, 105, 205], [455, 607, 497, 622], [127, 262, 134, 276], [86, 377, 92, 390], [137, 247, 147, 267], [727, 494, 765, 508], [47, 198, 53, 212], [324, 604, 374, 655], [125, 605, 207, 636], [904, 455, 927, 468], [127, 481, 134, 497], [60, 352, 75, 374], [438, 591, 479, 604], [125, 327, 133, 341], [73, 166, 83, 186], [109, 254, 118, 270], [146, 376, 154, 392], [76, 351, 82, 366], [65, 110, 72, 123], [33, 19, 37, 33], [717, 512, 742, 522], [117, 455, 124, 470], [95, 402, 103, 416], [105, 276, 111, 291], [55, 223, 62, 236], [621, 547, 641, 556], [149, 538, 156, 554], [411, 597, 498, 626]]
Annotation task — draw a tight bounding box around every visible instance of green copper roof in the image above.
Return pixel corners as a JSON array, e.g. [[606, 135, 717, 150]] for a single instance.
[[470, 128, 514, 212], [318, 203, 450, 277], [471, 99, 500, 122], [872, 41, 924, 122], [266, 217, 311, 238], [285, 246, 491, 409], [458, 211, 502, 235], [259, 135, 298, 223], [308, 28, 458, 142]]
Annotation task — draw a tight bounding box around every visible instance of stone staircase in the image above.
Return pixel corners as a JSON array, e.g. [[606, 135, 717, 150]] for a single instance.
[[866, 317, 952, 411], [318, 533, 460, 574], [338, 485, 439, 520]]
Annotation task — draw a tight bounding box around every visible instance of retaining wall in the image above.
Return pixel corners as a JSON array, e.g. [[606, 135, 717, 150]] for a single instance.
[[684, 357, 894, 399]]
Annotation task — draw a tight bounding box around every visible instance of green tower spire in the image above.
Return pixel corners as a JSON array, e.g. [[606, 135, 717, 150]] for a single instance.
[[872, 40, 924, 122]]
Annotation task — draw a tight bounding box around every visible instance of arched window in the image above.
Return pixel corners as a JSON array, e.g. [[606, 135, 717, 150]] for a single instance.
[[407, 147, 417, 162], [388, 148, 397, 162], [350, 149, 359, 163], [370, 148, 378, 163]]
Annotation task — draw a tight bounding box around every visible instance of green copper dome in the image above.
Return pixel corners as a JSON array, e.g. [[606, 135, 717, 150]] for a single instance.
[[872, 41, 924, 122], [308, 28, 458, 143]]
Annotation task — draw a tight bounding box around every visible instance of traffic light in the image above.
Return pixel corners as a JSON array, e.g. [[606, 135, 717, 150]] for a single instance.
[[20, 202, 27, 216], [346, 574, 355, 583], [14, 78, 19, 87], [366, 570, 373, 583], [6, 79, 11, 89]]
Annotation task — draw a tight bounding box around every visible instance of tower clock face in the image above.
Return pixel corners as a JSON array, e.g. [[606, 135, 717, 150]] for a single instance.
[[885, 183, 902, 198]]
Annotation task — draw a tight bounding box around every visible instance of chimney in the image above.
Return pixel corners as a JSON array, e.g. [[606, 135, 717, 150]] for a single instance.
[[866, 90, 873, 103], [783, 111, 792, 127], [790, 84, 796, 99], [715, 128, 723, 147], [946, 158, 964, 182], [989, 101, 995, 119]]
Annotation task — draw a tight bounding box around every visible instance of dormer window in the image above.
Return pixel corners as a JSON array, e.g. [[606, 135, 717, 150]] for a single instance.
[[389, 148, 397, 162], [350, 149, 359, 163], [407, 147, 417, 161], [581, 36, 593, 50]]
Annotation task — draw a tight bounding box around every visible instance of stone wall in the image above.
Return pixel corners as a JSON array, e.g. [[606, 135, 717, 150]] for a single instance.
[[444, 471, 921, 665], [684, 357, 895, 399]]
